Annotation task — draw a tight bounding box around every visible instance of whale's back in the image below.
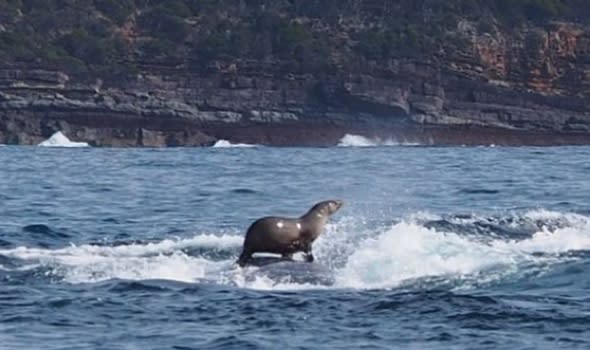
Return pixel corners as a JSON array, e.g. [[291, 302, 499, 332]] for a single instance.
[[243, 257, 335, 286]]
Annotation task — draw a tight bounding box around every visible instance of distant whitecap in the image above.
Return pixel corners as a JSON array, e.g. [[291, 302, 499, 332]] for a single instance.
[[212, 139, 257, 148], [38, 131, 89, 148], [337, 134, 420, 147]]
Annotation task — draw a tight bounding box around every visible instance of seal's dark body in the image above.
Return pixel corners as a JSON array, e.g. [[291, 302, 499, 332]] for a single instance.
[[237, 200, 343, 267]]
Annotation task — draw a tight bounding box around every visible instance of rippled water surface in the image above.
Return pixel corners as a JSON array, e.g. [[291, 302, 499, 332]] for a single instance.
[[1, 145, 590, 349]]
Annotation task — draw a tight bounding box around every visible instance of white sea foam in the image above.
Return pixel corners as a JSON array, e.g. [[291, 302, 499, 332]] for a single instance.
[[335, 221, 520, 289], [0, 234, 242, 283], [38, 131, 89, 147], [2, 211, 589, 290], [233, 275, 328, 291], [334, 211, 590, 289], [337, 134, 419, 147], [212, 139, 257, 148]]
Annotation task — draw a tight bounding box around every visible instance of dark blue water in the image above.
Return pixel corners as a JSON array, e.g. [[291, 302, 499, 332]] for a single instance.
[[1, 144, 590, 349]]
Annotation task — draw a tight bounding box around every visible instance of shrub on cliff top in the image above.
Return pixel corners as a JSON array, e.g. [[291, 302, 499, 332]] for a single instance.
[[492, 0, 569, 21], [0, 31, 38, 63], [135, 0, 194, 17], [138, 7, 190, 42], [274, 21, 312, 58], [57, 30, 107, 65], [0, 0, 22, 20], [0, 32, 27, 50], [94, 0, 135, 25], [56, 29, 128, 68], [159, 0, 194, 18], [139, 39, 178, 60]]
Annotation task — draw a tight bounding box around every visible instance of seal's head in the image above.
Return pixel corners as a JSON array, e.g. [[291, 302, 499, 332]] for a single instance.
[[324, 199, 344, 215], [306, 199, 344, 218]]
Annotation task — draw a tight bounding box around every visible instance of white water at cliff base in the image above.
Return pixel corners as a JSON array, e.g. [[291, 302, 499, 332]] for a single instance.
[[337, 134, 420, 147], [38, 132, 89, 148], [212, 140, 258, 148]]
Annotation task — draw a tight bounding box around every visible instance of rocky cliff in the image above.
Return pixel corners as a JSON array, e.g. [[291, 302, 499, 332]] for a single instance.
[[1, 0, 589, 146]]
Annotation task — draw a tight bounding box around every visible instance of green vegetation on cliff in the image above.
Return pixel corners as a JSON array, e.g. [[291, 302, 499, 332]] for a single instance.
[[0, 0, 587, 79]]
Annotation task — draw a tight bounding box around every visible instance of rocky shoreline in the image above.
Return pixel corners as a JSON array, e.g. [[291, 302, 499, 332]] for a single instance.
[[1, 63, 589, 147]]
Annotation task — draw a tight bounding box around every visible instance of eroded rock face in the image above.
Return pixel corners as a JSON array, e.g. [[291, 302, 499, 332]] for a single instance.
[[2, 1, 590, 147], [1, 20, 590, 147]]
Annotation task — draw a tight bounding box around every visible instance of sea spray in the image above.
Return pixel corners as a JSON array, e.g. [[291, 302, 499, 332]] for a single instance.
[[2, 211, 589, 291], [212, 140, 258, 148], [337, 134, 420, 147], [38, 131, 90, 147]]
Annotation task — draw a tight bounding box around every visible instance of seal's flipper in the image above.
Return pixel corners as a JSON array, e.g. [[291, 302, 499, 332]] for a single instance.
[[237, 250, 252, 267]]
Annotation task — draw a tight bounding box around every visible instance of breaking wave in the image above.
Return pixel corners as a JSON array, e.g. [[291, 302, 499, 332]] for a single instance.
[[38, 131, 89, 148], [1, 210, 589, 291], [212, 140, 258, 148], [337, 134, 420, 147]]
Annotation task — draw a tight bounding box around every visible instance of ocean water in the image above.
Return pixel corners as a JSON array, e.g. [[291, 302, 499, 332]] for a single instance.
[[1, 143, 590, 349]]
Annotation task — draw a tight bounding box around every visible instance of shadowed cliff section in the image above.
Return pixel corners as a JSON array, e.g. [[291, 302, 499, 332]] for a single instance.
[[0, 0, 590, 146]]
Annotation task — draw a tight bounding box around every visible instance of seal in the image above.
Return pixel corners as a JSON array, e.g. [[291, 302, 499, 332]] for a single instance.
[[237, 199, 343, 267]]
